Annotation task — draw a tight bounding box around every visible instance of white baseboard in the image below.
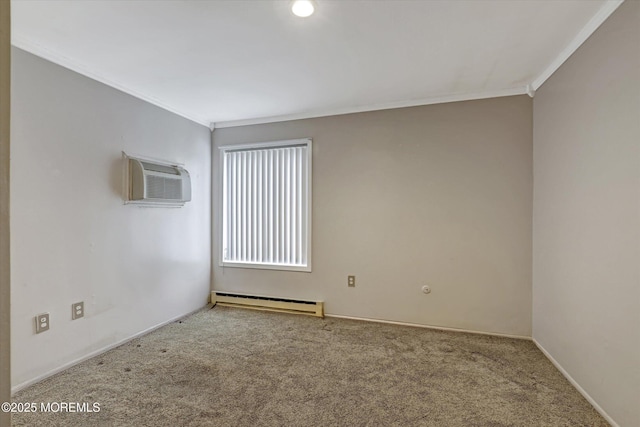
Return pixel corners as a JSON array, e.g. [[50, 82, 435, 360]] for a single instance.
[[324, 313, 531, 340], [532, 338, 617, 427], [11, 305, 208, 394]]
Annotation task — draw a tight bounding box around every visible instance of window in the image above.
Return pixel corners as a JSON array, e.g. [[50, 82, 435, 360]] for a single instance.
[[220, 139, 312, 272]]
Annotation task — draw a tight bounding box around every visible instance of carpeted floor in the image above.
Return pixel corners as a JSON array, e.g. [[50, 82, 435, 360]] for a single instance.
[[12, 305, 607, 426]]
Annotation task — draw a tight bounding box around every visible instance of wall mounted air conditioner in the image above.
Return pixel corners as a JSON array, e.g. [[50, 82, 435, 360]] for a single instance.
[[123, 153, 191, 206]]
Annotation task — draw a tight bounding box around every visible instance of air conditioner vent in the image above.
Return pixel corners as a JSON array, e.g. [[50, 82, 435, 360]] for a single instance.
[[145, 175, 183, 200], [125, 154, 191, 206], [140, 161, 180, 175]]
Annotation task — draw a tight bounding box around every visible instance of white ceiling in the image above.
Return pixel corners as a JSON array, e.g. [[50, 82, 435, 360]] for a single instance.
[[11, 0, 622, 128]]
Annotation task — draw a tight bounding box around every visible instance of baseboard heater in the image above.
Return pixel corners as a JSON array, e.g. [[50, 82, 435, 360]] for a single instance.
[[211, 291, 324, 318]]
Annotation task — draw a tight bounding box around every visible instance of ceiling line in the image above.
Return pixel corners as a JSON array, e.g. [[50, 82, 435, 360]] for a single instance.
[[12, 0, 623, 130], [12, 33, 528, 129], [530, 0, 624, 91], [11, 35, 211, 127], [213, 86, 529, 129]]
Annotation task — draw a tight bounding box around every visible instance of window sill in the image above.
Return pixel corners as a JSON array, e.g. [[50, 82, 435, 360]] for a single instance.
[[220, 261, 311, 273]]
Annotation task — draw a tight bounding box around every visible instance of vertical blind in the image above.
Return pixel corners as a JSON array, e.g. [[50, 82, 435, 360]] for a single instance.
[[222, 140, 311, 269]]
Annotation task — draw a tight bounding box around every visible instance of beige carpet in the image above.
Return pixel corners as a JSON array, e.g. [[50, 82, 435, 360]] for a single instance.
[[12, 305, 607, 426]]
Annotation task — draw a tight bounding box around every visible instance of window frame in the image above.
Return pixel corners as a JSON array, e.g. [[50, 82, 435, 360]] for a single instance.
[[218, 138, 313, 272]]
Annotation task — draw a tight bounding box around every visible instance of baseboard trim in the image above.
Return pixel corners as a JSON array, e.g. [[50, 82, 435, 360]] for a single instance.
[[11, 305, 209, 394], [532, 338, 617, 427], [325, 313, 531, 340]]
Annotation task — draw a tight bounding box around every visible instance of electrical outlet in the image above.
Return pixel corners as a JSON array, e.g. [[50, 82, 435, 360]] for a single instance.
[[35, 313, 50, 334], [72, 302, 84, 320], [348, 275, 356, 287]]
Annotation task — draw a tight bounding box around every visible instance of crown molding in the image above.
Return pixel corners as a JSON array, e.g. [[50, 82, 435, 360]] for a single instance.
[[214, 86, 529, 129], [15, 0, 620, 131], [13, 33, 527, 130], [531, 0, 624, 91], [11, 35, 210, 128]]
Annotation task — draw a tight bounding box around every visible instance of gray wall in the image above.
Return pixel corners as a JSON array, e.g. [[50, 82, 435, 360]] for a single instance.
[[0, 2, 11, 426], [11, 48, 212, 388], [532, 1, 640, 426], [213, 96, 533, 337]]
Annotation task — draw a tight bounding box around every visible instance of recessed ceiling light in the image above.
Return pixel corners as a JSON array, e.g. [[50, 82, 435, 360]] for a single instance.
[[291, 0, 316, 18]]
